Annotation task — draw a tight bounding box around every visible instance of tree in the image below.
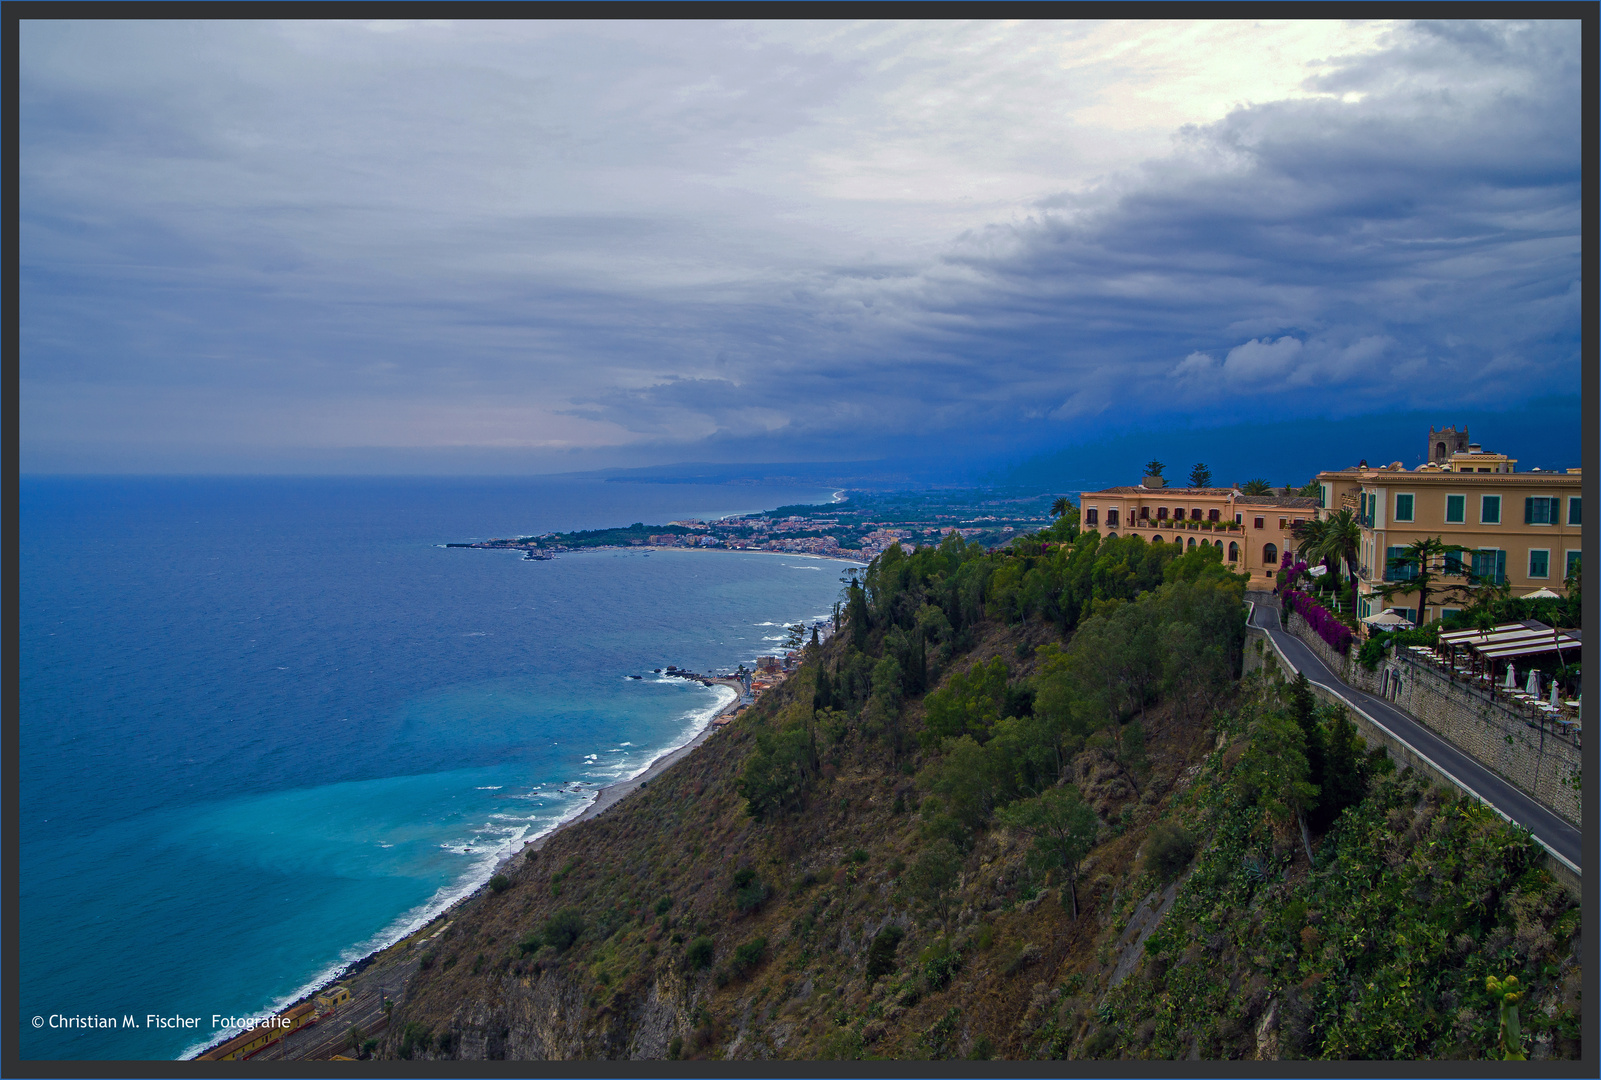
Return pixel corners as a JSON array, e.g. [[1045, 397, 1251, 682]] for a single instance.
[[1378, 536, 1473, 619], [1240, 711, 1318, 864], [1297, 480, 1322, 498], [1188, 463, 1212, 488], [1241, 478, 1273, 495], [1051, 495, 1072, 519], [996, 784, 1099, 918], [1143, 460, 1166, 478], [1306, 508, 1361, 615]]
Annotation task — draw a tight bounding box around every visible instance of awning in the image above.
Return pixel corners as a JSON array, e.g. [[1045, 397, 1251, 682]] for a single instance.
[[1478, 637, 1581, 661], [1439, 622, 1536, 646]]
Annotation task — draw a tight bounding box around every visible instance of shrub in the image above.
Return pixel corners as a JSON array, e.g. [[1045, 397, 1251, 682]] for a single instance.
[[731, 937, 767, 977], [489, 874, 511, 894], [732, 869, 769, 914], [864, 925, 905, 983], [1145, 822, 1197, 882], [1283, 590, 1354, 654], [920, 937, 963, 991], [685, 935, 715, 970], [516, 931, 543, 956], [850, 848, 870, 864], [398, 1021, 432, 1059], [543, 907, 586, 952], [667, 1036, 684, 1060], [654, 895, 673, 916]]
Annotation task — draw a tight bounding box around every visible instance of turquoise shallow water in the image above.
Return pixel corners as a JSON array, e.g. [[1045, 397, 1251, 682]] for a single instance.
[[19, 477, 854, 1059]]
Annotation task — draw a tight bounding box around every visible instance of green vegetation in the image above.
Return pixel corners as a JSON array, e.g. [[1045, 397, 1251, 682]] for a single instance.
[[542, 908, 586, 953], [685, 935, 715, 971], [488, 874, 510, 894], [385, 502, 1579, 1063]]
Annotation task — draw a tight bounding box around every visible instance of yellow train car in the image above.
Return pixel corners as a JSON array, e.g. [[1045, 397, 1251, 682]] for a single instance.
[[196, 1000, 316, 1061]]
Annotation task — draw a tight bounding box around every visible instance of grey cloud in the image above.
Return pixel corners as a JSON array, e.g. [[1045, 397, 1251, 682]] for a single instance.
[[19, 19, 1580, 471]]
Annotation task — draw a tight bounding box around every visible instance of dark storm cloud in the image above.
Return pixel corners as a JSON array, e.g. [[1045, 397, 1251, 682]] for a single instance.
[[18, 19, 1579, 472]]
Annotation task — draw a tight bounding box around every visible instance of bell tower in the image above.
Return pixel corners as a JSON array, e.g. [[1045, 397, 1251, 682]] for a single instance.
[[1428, 425, 1468, 464]]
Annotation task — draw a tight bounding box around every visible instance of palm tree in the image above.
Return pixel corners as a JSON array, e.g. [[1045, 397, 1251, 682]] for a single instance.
[[1241, 478, 1273, 495], [1311, 508, 1363, 615], [1379, 536, 1473, 621], [1051, 495, 1072, 519]]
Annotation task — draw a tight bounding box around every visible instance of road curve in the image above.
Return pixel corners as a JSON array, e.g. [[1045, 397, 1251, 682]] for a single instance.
[[1248, 601, 1582, 871]]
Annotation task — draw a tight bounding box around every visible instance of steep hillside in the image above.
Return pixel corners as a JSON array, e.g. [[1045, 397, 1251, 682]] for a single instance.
[[372, 535, 1580, 1061]]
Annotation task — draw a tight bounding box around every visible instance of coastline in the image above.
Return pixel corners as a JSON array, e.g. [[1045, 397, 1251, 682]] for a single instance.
[[183, 680, 750, 1061], [510, 680, 741, 862]]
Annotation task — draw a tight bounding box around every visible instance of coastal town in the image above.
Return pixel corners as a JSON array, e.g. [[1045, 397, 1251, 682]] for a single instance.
[[448, 489, 1058, 562]]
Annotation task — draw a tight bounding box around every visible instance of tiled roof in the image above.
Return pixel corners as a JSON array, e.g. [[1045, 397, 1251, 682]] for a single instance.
[[1081, 486, 1237, 496], [1235, 496, 1319, 507]]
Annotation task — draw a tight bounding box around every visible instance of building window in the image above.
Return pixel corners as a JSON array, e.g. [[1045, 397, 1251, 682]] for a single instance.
[[1319, 483, 1329, 508], [1529, 550, 1550, 578], [1228, 541, 1239, 562], [1445, 494, 1465, 524], [1187, 537, 1196, 549], [1157, 506, 1168, 520], [1208, 508, 1220, 522], [1107, 508, 1120, 528], [1253, 516, 1264, 529], [1441, 607, 1460, 620], [1480, 495, 1501, 524], [1263, 543, 1278, 564], [1443, 551, 1465, 576], [1471, 548, 1506, 585], [1394, 493, 1414, 522], [1085, 508, 1098, 526], [1139, 506, 1149, 520], [1190, 508, 1202, 520], [1566, 551, 1581, 578], [1235, 513, 1242, 524], [1569, 496, 1582, 525], [1524, 497, 1559, 525]]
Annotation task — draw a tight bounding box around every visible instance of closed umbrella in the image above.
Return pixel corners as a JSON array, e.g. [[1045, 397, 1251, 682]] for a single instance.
[[1526, 669, 1540, 696], [1551, 679, 1562, 708], [1504, 664, 1517, 689]]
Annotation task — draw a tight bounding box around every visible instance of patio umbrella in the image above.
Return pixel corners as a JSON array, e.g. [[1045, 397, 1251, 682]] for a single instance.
[[1362, 610, 1411, 627], [1526, 669, 1540, 696], [1504, 664, 1517, 689], [1523, 586, 1561, 600]]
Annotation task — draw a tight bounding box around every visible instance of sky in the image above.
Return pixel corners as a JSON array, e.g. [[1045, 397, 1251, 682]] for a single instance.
[[18, 18, 1583, 477]]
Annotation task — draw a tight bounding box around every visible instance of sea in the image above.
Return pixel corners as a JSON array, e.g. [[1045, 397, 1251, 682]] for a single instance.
[[18, 475, 857, 1060]]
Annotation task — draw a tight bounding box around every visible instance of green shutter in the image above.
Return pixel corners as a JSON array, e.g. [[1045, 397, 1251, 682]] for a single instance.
[[1395, 494, 1413, 521], [1445, 494, 1464, 523], [1496, 550, 1506, 584], [1569, 497, 1581, 525]]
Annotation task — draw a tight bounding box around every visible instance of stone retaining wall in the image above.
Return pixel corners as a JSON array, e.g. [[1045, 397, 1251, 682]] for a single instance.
[[1377, 654, 1581, 827], [1281, 611, 1579, 825], [1246, 622, 1581, 899]]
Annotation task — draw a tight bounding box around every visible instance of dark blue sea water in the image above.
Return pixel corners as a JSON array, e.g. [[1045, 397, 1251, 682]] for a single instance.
[[19, 476, 854, 1060]]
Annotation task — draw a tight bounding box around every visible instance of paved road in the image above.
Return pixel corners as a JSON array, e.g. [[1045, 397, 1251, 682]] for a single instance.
[[1249, 601, 1582, 871]]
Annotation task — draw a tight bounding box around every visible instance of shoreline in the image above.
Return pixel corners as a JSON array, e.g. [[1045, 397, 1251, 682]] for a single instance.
[[192, 657, 772, 1059], [507, 680, 742, 863]]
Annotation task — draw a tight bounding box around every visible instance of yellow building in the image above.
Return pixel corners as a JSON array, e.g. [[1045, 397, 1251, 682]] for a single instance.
[[1316, 454, 1580, 625], [1077, 481, 1315, 589]]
